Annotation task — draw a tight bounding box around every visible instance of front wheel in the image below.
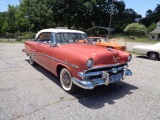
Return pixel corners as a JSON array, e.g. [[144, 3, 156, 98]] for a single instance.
[[60, 68, 77, 93], [147, 52, 159, 60]]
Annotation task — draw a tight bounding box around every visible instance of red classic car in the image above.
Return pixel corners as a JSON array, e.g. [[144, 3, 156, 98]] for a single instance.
[[23, 29, 132, 93]]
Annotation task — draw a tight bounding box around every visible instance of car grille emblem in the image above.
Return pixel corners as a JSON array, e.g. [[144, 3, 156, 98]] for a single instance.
[[112, 68, 117, 73]]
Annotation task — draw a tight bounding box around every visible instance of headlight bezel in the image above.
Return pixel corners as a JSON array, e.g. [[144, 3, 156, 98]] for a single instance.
[[86, 58, 94, 68]]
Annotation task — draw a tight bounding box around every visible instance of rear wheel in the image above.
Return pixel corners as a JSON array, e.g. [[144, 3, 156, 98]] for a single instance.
[[29, 54, 36, 66], [147, 52, 159, 60], [60, 68, 77, 93]]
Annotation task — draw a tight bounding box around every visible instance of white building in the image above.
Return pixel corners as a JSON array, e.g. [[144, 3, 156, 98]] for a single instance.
[[150, 21, 160, 40]]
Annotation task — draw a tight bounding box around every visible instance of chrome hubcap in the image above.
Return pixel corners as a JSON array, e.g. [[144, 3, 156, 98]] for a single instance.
[[151, 53, 155, 58], [62, 72, 71, 88], [29, 56, 33, 64]]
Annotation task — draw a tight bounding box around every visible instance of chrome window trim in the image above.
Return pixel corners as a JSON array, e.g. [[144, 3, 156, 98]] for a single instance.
[[35, 32, 54, 43]]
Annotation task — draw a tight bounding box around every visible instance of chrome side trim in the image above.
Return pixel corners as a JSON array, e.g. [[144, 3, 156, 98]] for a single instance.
[[38, 52, 79, 69]]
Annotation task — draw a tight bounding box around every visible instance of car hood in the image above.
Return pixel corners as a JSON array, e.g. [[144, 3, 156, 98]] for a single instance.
[[96, 41, 124, 47], [59, 43, 127, 64]]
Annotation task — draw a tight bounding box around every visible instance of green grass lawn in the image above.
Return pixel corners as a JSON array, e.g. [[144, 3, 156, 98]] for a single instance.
[[113, 34, 159, 44], [124, 38, 159, 44], [0, 40, 24, 43]]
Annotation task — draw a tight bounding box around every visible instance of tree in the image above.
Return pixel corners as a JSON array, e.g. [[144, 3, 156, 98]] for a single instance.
[[147, 23, 156, 33], [141, 4, 160, 27], [124, 23, 147, 37], [111, 0, 142, 32], [0, 12, 6, 32], [0, 5, 18, 33], [0, 0, 146, 34], [146, 9, 152, 18]]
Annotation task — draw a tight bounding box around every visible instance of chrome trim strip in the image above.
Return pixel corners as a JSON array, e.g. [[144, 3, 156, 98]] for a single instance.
[[79, 65, 126, 77], [84, 63, 128, 73], [38, 52, 79, 69]]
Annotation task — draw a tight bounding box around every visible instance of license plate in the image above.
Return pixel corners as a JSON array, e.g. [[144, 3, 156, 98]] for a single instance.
[[110, 73, 122, 83]]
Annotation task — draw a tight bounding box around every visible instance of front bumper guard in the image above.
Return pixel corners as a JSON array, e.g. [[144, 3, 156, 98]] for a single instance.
[[72, 69, 132, 90]]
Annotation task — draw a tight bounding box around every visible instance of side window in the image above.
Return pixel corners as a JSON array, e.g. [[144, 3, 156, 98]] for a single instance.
[[37, 32, 52, 44]]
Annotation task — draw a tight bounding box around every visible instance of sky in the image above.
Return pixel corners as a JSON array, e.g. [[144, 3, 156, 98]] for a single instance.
[[0, 0, 159, 18], [124, 0, 160, 18]]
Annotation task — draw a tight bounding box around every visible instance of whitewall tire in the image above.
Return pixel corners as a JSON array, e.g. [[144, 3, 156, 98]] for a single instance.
[[60, 68, 77, 93]]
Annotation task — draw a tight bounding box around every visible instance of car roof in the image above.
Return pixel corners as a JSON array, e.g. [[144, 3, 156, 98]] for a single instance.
[[36, 29, 85, 39]]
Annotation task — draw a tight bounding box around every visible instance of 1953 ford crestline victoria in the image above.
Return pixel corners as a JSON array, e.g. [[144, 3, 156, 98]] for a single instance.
[[23, 29, 132, 93]]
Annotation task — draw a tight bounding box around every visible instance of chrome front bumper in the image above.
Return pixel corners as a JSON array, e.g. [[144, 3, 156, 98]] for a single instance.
[[72, 64, 132, 90]]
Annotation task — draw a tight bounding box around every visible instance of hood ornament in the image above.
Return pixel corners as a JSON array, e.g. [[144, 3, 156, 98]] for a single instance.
[[107, 48, 120, 62], [113, 55, 120, 62]]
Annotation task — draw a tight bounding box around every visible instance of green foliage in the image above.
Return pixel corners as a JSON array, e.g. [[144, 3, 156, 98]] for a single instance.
[[0, 0, 146, 34], [147, 23, 156, 32], [141, 4, 160, 27], [17, 32, 36, 41], [124, 23, 147, 37], [126, 35, 139, 40], [1, 21, 10, 32]]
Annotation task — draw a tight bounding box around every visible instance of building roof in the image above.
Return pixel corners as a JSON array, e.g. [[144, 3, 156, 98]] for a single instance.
[[150, 27, 160, 34]]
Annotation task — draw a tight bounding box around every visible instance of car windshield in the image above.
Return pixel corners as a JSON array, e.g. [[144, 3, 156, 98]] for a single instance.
[[100, 38, 109, 42], [55, 32, 91, 44], [90, 37, 109, 42]]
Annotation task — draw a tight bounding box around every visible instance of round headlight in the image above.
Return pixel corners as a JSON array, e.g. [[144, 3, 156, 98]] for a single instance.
[[86, 58, 94, 68], [128, 54, 132, 62]]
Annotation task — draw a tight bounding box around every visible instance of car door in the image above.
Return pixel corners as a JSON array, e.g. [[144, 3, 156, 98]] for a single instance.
[[35, 32, 53, 71]]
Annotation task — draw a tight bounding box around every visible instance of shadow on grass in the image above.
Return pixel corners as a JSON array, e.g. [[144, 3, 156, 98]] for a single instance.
[[25, 59, 138, 109]]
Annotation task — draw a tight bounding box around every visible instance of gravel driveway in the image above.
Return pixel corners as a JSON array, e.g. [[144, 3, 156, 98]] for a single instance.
[[0, 43, 160, 120]]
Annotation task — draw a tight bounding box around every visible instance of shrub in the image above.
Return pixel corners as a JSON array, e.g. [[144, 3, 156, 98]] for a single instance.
[[147, 23, 156, 33], [124, 23, 147, 37], [17, 32, 36, 41], [126, 35, 139, 40]]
